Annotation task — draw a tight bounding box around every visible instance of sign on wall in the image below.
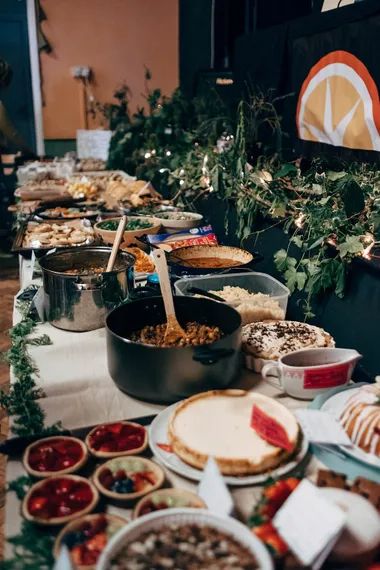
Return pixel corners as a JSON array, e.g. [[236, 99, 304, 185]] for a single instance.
[[292, 11, 380, 153], [76, 129, 112, 160]]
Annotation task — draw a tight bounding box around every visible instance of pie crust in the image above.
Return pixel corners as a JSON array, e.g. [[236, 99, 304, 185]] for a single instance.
[[23, 436, 88, 478], [85, 421, 148, 458], [22, 474, 99, 526], [168, 389, 300, 476], [93, 456, 165, 501]]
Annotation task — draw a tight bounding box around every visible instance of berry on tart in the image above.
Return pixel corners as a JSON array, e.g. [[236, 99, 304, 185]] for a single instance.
[[133, 488, 206, 518], [85, 421, 148, 458], [23, 436, 88, 478], [93, 456, 164, 501], [22, 475, 99, 526], [54, 513, 127, 569]]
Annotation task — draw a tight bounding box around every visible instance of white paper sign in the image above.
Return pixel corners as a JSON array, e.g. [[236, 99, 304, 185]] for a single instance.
[[197, 457, 233, 517], [273, 480, 346, 568], [295, 409, 353, 446], [31, 287, 45, 322], [76, 129, 112, 160], [53, 545, 73, 570]]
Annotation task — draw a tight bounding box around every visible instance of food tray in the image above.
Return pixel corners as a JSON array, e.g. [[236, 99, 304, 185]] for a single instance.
[[2, 414, 156, 567], [12, 219, 96, 256], [69, 170, 135, 181], [174, 271, 290, 317]]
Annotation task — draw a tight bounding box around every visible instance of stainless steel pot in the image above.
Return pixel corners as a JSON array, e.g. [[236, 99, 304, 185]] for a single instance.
[[39, 246, 135, 332], [106, 296, 242, 403]]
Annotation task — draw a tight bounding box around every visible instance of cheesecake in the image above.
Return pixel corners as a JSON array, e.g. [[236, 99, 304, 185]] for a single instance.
[[168, 389, 300, 475]]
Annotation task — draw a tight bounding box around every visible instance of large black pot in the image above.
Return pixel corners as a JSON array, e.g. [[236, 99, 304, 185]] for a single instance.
[[106, 296, 242, 403]]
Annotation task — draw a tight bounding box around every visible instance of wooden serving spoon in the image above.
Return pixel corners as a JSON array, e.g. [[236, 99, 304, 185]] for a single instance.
[[106, 215, 127, 272], [152, 249, 187, 344]]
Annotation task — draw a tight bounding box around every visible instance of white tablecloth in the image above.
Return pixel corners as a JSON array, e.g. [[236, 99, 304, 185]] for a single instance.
[[5, 277, 318, 559]]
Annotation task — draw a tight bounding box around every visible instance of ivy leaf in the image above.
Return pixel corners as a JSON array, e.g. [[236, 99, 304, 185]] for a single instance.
[[327, 171, 346, 181], [312, 183, 323, 194], [284, 267, 307, 293], [291, 235, 303, 248], [273, 249, 288, 271], [307, 236, 324, 251], [337, 236, 364, 258], [271, 204, 287, 218], [273, 163, 297, 179], [335, 263, 346, 297], [274, 250, 297, 272]]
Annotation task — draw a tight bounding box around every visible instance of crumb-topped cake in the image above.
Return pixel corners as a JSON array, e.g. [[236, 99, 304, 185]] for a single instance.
[[242, 320, 334, 361], [339, 384, 380, 457]]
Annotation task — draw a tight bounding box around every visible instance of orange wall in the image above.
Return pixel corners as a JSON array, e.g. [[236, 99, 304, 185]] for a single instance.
[[40, 0, 179, 139]]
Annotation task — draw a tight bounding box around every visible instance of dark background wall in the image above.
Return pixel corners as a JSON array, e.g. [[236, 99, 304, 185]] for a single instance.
[[0, 0, 35, 152]]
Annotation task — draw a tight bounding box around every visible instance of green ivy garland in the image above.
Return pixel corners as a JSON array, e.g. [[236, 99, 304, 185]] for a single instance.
[[0, 292, 61, 437]]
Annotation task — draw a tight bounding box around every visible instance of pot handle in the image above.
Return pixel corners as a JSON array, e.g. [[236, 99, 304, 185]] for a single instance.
[[193, 347, 235, 365]]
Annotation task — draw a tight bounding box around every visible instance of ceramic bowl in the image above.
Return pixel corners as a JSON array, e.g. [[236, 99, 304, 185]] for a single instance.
[[94, 216, 161, 246]]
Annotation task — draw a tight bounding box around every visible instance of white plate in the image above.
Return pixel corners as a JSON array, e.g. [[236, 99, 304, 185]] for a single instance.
[[321, 387, 380, 468], [319, 488, 380, 558], [149, 402, 308, 486], [96, 508, 274, 570]]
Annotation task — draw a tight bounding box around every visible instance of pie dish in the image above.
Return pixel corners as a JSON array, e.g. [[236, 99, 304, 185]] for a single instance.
[[93, 456, 164, 501], [133, 488, 206, 518], [23, 436, 88, 478], [85, 421, 148, 459], [54, 513, 127, 569], [242, 320, 335, 371], [168, 389, 300, 475], [22, 475, 99, 525]]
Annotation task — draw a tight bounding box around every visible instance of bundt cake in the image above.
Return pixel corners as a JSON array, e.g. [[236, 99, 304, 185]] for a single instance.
[[339, 384, 380, 457]]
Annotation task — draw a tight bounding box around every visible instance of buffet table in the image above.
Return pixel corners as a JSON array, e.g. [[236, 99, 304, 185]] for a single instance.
[[4, 274, 380, 568], [4, 278, 319, 555]]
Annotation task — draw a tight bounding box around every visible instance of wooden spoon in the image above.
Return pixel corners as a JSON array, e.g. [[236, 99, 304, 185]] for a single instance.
[[106, 215, 127, 272], [152, 249, 187, 344]]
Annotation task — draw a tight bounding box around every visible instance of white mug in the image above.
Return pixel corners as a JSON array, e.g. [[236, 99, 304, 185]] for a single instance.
[[261, 348, 362, 400]]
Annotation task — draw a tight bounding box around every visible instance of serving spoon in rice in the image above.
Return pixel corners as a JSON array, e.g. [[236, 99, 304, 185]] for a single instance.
[[152, 249, 187, 344]]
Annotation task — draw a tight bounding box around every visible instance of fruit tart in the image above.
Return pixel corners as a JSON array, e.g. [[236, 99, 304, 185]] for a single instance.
[[85, 421, 148, 458], [248, 477, 301, 557], [93, 456, 164, 501], [55, 513, 126, 569], [23, 436, 88, 478], [133, 488, 206, 518], [23, 474, 99, 526]]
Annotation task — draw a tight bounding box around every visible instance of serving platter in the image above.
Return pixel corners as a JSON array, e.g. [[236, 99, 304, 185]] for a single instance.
[[12, 219, 96, 255], [149, 402, 309, 486], [320, 386, 380, 469]]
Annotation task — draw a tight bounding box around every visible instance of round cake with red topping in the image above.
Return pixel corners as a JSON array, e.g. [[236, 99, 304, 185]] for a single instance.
[[85, 421, 148, 458], [168, 389, 300, 475], [23, 475, 99, 525], [23, 436, 88, 477]]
